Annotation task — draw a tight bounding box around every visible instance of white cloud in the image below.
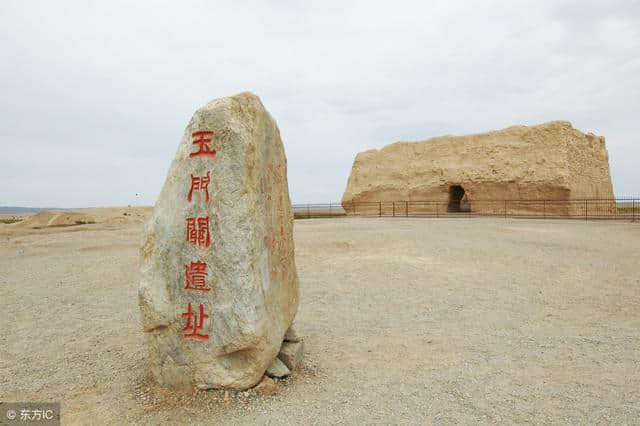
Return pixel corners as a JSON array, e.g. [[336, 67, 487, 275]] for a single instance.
[[1, 0, 638, 207]]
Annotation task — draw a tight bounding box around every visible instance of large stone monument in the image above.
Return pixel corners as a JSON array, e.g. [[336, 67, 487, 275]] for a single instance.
[[139, 92, 300, 390], [342, 121, 614, 215]]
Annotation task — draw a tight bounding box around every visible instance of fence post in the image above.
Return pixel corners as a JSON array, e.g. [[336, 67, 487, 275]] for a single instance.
[[633, 199, 636, 222], [329, 203, 332, 217], [379, 202, 381, 217], [392, 202, 395, 217], [436, 202, 438, 218], [307, 203, 310, 219], [405, 201, 408, 217], [543, 200, 546, 218], [585, 199, 588, 221], [504, 200, 507, 219]]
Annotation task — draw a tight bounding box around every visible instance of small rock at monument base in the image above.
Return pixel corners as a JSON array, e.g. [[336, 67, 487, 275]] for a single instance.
[[283, 325, 302, 342], [265, 357, 291, 378], [254, 376, 278, 396], [278, 341, 305, 371]]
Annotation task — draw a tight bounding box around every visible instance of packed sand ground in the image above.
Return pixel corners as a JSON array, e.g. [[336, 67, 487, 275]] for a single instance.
[[1, 212, 639, 424]]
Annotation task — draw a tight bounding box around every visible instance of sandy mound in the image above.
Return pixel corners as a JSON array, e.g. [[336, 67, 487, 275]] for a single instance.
[[80, 207, 152, 224], [103, 215, 146, 225], [20, 211, 96, 228], [10, 207, 152, 229]]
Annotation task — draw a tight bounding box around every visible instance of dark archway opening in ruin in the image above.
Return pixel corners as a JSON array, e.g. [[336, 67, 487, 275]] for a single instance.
[[447, 185, 469, 212]]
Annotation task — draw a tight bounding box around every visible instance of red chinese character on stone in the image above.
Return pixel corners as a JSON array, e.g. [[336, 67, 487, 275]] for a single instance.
[[188, 172, 211, 203], [190, 131, 216, 158], [181, 303, 209, 341], [186, 217, 211, 247], [185, 261, 211, 292]]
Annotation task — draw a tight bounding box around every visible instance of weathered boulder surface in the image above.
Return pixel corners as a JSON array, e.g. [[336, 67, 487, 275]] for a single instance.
[[341, 121, 614, 215], [139, 92, 299, 390]]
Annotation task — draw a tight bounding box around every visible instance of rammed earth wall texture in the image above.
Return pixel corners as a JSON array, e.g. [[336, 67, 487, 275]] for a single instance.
[[341, 121, 614, 214]]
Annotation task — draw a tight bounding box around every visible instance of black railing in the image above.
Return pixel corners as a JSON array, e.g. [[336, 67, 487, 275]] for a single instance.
[[292, 198, 639, 221]]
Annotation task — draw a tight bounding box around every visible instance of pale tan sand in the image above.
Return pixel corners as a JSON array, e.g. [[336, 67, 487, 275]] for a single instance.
[[17, 211, 97, 228], [1, 213, 639, 424], [3, 207, 152, 230]]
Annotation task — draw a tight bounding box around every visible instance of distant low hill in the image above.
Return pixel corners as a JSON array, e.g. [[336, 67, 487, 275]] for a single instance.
[[0, 206, 66, 215]]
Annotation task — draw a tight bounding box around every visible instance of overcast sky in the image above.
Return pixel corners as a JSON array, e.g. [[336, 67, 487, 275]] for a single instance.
[[1, 0, 638, 207]]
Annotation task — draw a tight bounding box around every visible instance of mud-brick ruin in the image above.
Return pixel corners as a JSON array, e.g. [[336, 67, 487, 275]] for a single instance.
[[341, 121, 615, 216]]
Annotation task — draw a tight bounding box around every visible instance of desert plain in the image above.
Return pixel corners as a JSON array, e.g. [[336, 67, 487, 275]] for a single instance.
[[1, 208, 639, 424]]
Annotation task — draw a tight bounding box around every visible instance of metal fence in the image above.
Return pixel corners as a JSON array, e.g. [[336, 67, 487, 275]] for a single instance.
[[292, 198, 639, 221]]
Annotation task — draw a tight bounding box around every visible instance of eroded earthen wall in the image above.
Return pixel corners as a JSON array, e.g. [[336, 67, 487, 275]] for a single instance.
[[341, 121, 615, 215]]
